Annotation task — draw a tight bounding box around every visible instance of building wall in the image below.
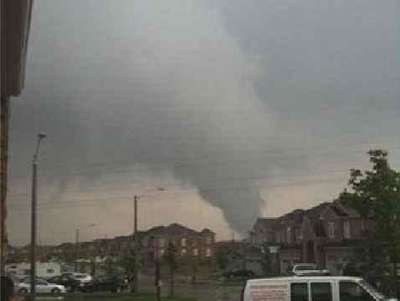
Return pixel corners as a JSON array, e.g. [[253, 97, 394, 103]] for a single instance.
[[0, 0, 34, 273], [252, 219, 276, 245]]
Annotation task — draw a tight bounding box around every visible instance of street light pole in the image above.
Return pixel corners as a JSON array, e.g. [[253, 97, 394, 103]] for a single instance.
[[30, 133, 46, 301], [75, 223, 96, 273], [131, 188, 165, 293], [75, 228, 80, 272], [133, 195, 138, 293]]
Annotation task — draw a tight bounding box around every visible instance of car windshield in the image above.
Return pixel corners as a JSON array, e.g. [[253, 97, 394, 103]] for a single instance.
[[359, 280, 385, 300], [74, 274, 87, 279]]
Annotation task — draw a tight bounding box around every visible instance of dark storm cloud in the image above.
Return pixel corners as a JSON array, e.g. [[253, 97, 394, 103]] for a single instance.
[[11, 0, 289, 235], [8, 0, 400, 242]]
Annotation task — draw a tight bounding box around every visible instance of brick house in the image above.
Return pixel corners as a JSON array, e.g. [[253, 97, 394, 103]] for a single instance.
[[250, 218, 277, 245], [38, 223, 214, 263], [140, 223, 215, 263], [251, 200, 373, 275]]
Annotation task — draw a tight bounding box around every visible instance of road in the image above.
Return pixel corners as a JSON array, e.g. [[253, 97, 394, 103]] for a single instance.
[[141, 282, 242, 301]]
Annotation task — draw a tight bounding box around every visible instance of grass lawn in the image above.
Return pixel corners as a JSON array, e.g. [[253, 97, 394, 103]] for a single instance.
[[36, 293, 196, 301]]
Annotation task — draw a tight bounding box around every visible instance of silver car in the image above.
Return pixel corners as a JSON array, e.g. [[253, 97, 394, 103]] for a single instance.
[[16, 278, 67, 294]]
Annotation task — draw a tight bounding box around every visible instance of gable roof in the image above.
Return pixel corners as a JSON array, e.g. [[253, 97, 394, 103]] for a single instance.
[[254, 218, 277, 228], [305, 202, 331, 221], [145, 223, 201, 237]]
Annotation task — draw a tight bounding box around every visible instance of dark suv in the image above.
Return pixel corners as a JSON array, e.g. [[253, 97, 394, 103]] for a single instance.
[[80, 275, 128, 293]]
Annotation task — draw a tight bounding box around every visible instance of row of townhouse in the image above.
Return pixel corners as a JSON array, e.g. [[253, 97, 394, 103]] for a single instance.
[[140, 223, 215, 263], [250, 200, 374, 275], [11, 223, 215, 264]]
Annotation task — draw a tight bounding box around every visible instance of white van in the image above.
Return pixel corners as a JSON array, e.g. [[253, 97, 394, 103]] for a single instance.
[[242, 276, 397, 301]]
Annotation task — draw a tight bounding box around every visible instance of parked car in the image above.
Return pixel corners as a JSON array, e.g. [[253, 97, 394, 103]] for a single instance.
[[69, 272, 93, 284], [290, 263, 330, 276], [48, 274, 81, 292], [48, 273, 93, 292], [241, 276, 394, 301], [80, 275, 128, 293], [16, 278, 66, 294]]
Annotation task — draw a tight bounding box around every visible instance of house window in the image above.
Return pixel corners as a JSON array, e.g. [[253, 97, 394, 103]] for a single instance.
[[287, 227, 292, 243], [181, 238, 187, 247], [206, 248, 212, 257], [343, 221, 351, 239], [193, 248, 199, 256], [159, 249, 165, 256], [181, 248, 187, 256], [361, 220, 365, 232], [159, 238, 165, 248], [206, 237, 212, 245], [328, 222, 335, 239], [297, 229, 303, 241]]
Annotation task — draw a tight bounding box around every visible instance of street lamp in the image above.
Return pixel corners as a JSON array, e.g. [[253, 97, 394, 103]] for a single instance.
[[30, 133, 46, 301], [75, 223, 97, 273], [132, 187, 166, 293]]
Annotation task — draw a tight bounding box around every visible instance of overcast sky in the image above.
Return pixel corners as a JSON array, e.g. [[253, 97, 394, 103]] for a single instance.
[[8, 0, 400, 246]]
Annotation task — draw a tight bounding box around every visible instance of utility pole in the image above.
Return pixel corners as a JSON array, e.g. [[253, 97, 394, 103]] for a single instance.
[[30, 133, 46, 301], [133, 195, 138, 292], [75, 228, 80, 272]]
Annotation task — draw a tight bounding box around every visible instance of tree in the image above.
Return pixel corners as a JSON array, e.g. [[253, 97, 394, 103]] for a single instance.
[[117, 248, 140, 293], [163, 242, 178, 297], [215, 247, 243, 272], [190, 256, 199, 284], [260, 244, 273, 276], [215, 248, 230, 272], [338, 150, 400, 294]]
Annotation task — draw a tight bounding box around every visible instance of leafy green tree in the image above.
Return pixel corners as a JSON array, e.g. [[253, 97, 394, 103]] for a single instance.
[[163, 242, 178, 297], [215, 247, 243, 272], [215, 248, 230, 272], [339, 150, 400, 291]]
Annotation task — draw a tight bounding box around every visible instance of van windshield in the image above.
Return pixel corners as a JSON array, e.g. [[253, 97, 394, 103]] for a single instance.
[[359, 280, 385, 300]]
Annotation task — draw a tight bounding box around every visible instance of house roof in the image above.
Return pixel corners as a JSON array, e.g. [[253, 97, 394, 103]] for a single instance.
[[305, 202, 331, 221], [145, 223, 203, 237], [280, 209, 305, 224], [253, 218, 278, 230], [333, 200, 360, 217]]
